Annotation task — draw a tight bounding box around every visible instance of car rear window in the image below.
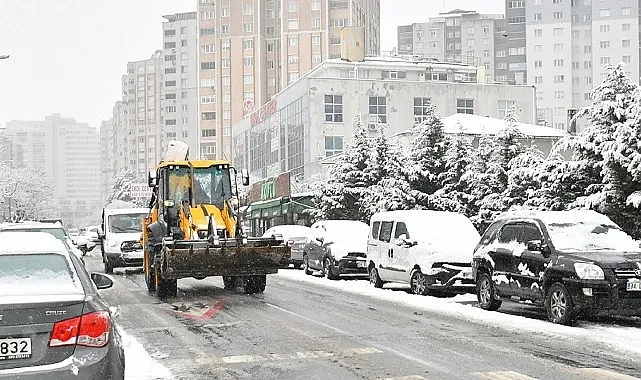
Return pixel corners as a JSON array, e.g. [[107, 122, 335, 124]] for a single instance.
[[0, 254, 83, 297]]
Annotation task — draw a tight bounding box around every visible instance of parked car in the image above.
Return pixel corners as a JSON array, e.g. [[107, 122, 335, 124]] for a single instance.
[[0, 221, 85, 262], [303, 220, 369, 279], [0, 232, 124, 379], [368, 210, 480, 296], [100, 208, 149, 274], [472, 210, 641, 325], [262, 225, 312, 269], [85, 225, 101, 243]]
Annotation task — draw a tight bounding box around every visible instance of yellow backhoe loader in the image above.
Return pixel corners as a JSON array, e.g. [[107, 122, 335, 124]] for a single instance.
[[142, 141, 290, 298]]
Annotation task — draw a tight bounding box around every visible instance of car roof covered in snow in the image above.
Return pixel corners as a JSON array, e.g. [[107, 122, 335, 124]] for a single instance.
[[263, 225, 312, 239], [0, 231, 70, 255], [104, 207, 149, 217], [0, 221, 65, 231], [496, 209, 616, 226], [371, 210, 479, 239]]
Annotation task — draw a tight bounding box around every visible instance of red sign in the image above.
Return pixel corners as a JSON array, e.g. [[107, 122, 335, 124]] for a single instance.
[[250, 99, 278, 127]]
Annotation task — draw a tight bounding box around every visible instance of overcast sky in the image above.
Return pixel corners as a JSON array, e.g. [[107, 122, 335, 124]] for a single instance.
[[0, 0, 503, 129]]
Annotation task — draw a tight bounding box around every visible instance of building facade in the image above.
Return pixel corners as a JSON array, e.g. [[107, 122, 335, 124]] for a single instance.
[[99, 119, 114, 205], [232, 57, 536, 182], [197, 0, 381, 160], [2, 114, 101, 223], [526, 0, 639, 132], [162, 12, 199, 154]]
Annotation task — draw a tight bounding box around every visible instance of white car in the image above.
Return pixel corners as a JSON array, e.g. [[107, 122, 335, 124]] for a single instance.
[[0, 221, 85, 262], [100, 208, 149, 274], [262, 225, 312, 268], [367, 210, 480, 296]]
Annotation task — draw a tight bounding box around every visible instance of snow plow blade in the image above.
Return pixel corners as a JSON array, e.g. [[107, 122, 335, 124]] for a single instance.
[[160, 238, 291, 280]]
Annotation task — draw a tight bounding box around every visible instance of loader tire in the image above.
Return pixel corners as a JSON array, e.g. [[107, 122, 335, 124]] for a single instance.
[[243, 276, 266, 294], [145, 265, 156, 293], [154, 263, 177, 298], [255, 275, 266, 293], [223, 276, 237, 290]]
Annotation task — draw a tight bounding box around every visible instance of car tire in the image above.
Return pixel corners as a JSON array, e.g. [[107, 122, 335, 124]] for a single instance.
[[369, 267, 384, 288], [410, 269, 429, 296], [477, 273, 502, 311], [546, 282, 576, 325], [324, 257, 339, 280], [255, 275, 267, 293], [304, 256, 313, 275], [223, 276, 237, 290]]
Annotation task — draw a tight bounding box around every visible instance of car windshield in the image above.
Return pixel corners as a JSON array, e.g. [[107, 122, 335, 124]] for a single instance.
[[547, 222, 641, 252], [0, 254, 82, 296], [108, 213, 146, 233], [193, 166, 232, 206]]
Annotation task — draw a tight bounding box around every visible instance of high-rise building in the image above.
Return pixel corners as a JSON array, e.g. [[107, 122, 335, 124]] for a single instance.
[[162, 12, 199, 154], [396, 10, 505, 82], [526, 0, 640, 132], [197, 0, 381, 160], [503, 0, 527, 85], [2, 114, 101, 223], [113, 51, 163, 177], [100, 119, 114, 204]]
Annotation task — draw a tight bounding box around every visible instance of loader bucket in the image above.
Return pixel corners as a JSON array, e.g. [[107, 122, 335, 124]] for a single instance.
[[160, 239, 291, 280]]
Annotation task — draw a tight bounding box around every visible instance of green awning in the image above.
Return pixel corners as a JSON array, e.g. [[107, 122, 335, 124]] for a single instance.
[[285, 197, 315, 214]]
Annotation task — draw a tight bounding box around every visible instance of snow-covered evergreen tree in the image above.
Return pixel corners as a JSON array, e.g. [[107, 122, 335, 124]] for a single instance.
[[404, 100, 448, 208], [105, 170, 148, 207], [495, 108, 525, 172], [0, 167, 60, 221], [502, 145, 544, 210]]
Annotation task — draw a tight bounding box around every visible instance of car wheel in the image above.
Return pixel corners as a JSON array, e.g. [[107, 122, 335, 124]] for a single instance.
[[304, 256, 313, 275], [546, 282, 576, 325], [369, 267, 384, 288], [410, 269, 429, 295], [104, 255, 114, 274], [255, 275, 267, 293], [477, 273, 502, 311], [324, 257, 339, 280]]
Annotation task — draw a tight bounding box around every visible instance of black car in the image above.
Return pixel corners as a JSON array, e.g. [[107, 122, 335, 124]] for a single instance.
[[472, 210, 641, 325], [0, 232, 124, 379]]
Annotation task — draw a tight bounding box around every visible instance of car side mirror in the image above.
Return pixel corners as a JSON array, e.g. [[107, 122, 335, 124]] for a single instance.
[[527, 240, 551, 257], [148, 170, 157, 188], [241, 168, 250, 186], [91, 273, 113, 290]]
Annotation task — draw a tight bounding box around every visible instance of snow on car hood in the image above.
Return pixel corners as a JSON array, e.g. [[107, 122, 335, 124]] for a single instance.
[[324, 221, 369, 260], [328, 239, 368, 260]]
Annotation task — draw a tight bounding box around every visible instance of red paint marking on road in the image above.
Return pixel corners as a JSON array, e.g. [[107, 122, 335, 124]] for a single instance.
[[198, 300, 225, 321]]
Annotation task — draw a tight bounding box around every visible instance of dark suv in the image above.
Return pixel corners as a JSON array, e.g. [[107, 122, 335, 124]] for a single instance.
[[472, 210, 641, 325]]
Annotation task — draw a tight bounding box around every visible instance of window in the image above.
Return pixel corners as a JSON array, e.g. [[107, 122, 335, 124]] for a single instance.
[[244, 91, 254, 100], [534, 76, 543, 84], [165, 80, 176, 87], [498, 100, 516, 119], [522, 223, 542, 243], [164, 42, 176, 49], [330, 37, 341, 45], [201, 144, 216, 156], [467, 39, 475, 47], [313, 53, 322, 63], [223, 93, 230, 102], [534, 29, 542, 37], [622, 7, 631, 16], [553, 43, 563, 51], [599, 9, 610, 17], [368, 96, 387, 125], [244, 23, 253, 33], [244, 57, 254, 66], [600, 56, 611, 65], [288, 1, 298, 12], [324, 136, 344, 157], [622, 23, 630, 32], [244, 4, 253, 15], [202, 129, 216, 137], [166, 93, 176, 99], [371, 222, 381, 240], [201, 62, 215, 70], [288, 36, 299, 46], [222, 76, 230, 85], [382, 70, 406, 79], [553, 27, 563, 36], [313, 17, 321, 28], [324, 95, 343, 123], [394, 222, 409, 239], [508, 0, 524, 8], [509, 47, 526, 55], [553, 12, 563, 19], [312, 0, 320, 10], [164, 29, 175, 36], [288, 19, 299, 30], [584, 61, 592, 69], [585, 76, 593, 84], [288, 54, 299, 64], [623, 55, 631, 63], [202, 44, 215, 53], [600, 25, 610, 33], [534, 13, 542, 21], [267, 26, 275, 35], [554, 75, 565, 83], [243, 39, 254, 50], [535, 45, 543, 53], [483, 50, 490, 57], [312, 35, 321, 45], [498, 224, 520, 243], [221, 59, 230, 68], [221, 25, 229, 34], [267, 60, 275, 69], [221, 7, 229, 17], [554, 91, 565, 99], [534, 60, 543, 68], [584, 45, 592, 53], [201, 10, 214, 20], [166, 106, 176, 113], [201, 78, 214, 87], [379, 221, 393, 243], [201, 95, 215, 104], [622, 40, 631, 48], [221, 40, 230, 51], [165, 54, 176, 62], [413, 97, 432, 124], [223, 110, 231, 120], [223, 127, 231, 136], [600, 41, 610, 48], [553, 59, 564, 67], [456, 98, 474, 114], [244, 75, 254, 84], [165, 119, 176, 125]]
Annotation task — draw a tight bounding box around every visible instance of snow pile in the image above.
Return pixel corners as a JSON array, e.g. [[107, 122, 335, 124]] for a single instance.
[[275, 270, 641, 357], [119, 328, 173, 380]]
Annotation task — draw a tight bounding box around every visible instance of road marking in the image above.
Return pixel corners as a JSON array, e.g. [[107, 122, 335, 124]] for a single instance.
[[384, 376, 426, 380], [265, 302, 452, 374], [171, 300, 225, 321], [472, 371, 538, 380], [575, 368, 640, 379], [221, 347, 382, 364]]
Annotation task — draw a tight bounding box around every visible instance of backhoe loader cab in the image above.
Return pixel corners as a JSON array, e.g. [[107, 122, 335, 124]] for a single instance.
[[143, 143, 290, 298]]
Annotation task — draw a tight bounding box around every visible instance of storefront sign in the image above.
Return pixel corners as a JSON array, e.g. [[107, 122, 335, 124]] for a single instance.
[[250, 171, 291, 203], [129, 183, 152, 198], [250, 99, 278, 127]]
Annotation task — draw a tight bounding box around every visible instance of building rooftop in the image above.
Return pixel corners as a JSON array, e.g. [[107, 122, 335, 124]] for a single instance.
[[442, 114, 569, 139]]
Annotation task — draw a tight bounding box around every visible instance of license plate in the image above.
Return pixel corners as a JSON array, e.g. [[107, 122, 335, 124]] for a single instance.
[[357, 261, 366, 268], [626, 280, 641, 291], [0, 338, 32, 360]]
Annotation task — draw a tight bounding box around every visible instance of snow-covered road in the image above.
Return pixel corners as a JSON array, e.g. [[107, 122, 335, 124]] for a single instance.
[[119, 328, 173, 380]]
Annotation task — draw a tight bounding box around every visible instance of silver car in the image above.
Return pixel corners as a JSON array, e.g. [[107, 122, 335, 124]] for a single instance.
[[0, 232, 125, 379], [262, 225, 312, 269]]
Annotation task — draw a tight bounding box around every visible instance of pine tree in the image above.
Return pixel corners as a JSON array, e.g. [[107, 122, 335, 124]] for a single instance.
[[404, 100, 448, 208], [502, 145, 544, 210], [105, 170, 148, 207]]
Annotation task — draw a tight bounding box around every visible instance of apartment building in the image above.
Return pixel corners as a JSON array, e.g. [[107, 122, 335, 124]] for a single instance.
[[1, 114, 101, 223], [197, 0, 381, 161], [113, 51, 164, 177], [162, 12, 199, 154], [396, 10, 507, 82], [232, 57, 536, 181], [99, 119, 114, 204], [526, 0, 639, 132]]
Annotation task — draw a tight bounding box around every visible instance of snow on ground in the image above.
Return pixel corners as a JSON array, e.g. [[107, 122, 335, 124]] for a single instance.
[[275, 270, 641, 358], [119, 328, 173, 380]]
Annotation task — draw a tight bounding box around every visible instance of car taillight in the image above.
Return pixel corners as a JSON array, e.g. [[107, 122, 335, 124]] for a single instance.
[[49, 311, 110, 348]]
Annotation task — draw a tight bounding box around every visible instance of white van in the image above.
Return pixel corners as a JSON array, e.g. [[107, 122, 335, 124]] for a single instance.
[[367, 210, 480, 296], [100, 208, 149, 273]]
